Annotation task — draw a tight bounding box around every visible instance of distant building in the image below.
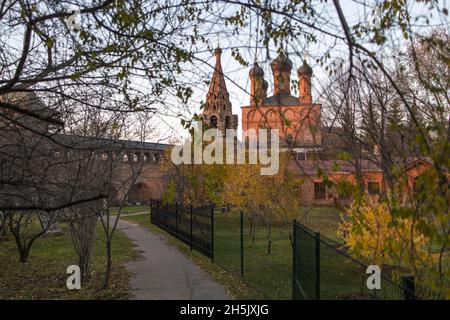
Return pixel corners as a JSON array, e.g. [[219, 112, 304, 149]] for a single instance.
[[201, 47, 431, 206], [1, 49, 434, 208], [0, 93, 169, 207], [242, 51, 321, 154], [200, 47, 238, 132]]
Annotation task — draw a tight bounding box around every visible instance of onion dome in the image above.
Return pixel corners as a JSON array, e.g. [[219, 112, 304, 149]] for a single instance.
[[249, 62, 264, 77], [271, 51, 293, 72], [298, 59, 313, 76]]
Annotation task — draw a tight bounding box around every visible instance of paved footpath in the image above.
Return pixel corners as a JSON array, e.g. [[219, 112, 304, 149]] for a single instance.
[[117, 219, 231, 300]]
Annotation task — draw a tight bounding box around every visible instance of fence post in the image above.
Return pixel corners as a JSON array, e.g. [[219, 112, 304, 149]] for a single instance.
[[292, 220, 297, 299], [240, 210, 244, 277], [210, 204, 214, 262], [190, 204, 193, 251], [175, 202, 178, 233], [150, 199, 152, 223], [402, 275, 416, 300], [156, 199, 160, 223], [315, 232, 321, 300]]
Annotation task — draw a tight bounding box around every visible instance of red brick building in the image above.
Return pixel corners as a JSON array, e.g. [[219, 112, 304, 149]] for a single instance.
[[202, 48, 431, 206], [242, 52, 321, 150]]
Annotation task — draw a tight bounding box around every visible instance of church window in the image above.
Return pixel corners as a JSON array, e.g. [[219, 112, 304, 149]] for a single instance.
[[314, 182, 326, 200], [210, 115, 218, 128], [287, 134, 293, 144], [367, 181, 380, 195], [297, 152, 306, 161]]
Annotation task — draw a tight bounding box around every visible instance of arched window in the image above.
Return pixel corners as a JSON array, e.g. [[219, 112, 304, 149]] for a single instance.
[[210, 115, 218, 128], [287, 134, 293, 144], [225, 116, 230, 129]]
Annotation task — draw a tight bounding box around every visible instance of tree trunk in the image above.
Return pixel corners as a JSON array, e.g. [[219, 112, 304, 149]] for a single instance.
[[266, 226, 272, 255], [11, 229, 31, 263], [79, 251, 91, 283], [19, 247, 30, 263], [103, 239, 112, 289], [267, 239, 272, 255]]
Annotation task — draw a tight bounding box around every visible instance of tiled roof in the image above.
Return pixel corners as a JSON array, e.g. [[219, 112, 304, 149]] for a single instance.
[[291, 159, 382, 174], [53, 134, 170, 152], [263, 94, 300, 106], [1, 91, 61, 119]]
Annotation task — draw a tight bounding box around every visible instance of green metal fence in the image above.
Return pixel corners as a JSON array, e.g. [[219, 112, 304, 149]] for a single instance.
[[150, 201, 442, 300], [292, 220, 416, 300], [214, 210, 292, 299]]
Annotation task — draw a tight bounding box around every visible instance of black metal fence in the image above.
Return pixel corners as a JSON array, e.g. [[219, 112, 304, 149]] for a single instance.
[[150, 199, 214, 259], [292, 220, 417, 300]]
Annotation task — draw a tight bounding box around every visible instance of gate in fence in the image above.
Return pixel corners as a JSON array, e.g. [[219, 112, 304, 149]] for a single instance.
[[150, 199, 214, 259], [292, 220, 419, 300]]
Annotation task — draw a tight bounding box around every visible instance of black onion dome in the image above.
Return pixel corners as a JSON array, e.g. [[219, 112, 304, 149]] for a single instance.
[[249, 62, 264, 77], [298, 60, 313, 75], [271, 51, 293, 72]]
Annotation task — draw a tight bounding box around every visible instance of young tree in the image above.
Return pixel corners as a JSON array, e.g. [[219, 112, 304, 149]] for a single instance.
[[4, 210, 55, 263], [224, 152, 302, 254]]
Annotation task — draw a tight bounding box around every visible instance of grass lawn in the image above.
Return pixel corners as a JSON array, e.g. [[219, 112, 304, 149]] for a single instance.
[[0, 221, 139, 300], [109, 205, 150, 215], [301, 207, 342, 242], [214, 212, 293, 299]]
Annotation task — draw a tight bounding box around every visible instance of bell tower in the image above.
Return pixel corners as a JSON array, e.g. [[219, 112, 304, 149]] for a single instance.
[[249, 62, 267, 105], [202, 46, 238, 133], [298, 59, 313, 104], [271, 51, 293, 96]]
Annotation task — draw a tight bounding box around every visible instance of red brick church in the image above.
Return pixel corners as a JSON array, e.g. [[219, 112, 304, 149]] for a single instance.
[[202, 47, 431, 206]]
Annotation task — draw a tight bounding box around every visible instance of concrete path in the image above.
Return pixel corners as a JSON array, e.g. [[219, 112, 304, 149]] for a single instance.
[[118, 219, 231, 300]]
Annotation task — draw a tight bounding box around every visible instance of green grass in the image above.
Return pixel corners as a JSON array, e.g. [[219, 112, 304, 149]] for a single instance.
[[214, 212, 293, 299], [110, 205, 150, 215], [301, 207, 342, 242], [214, 209, 407, 300], [0, 221, 139, 300]]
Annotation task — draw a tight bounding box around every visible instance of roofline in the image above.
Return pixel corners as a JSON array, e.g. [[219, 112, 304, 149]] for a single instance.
[[54, 133, 171, 151]]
